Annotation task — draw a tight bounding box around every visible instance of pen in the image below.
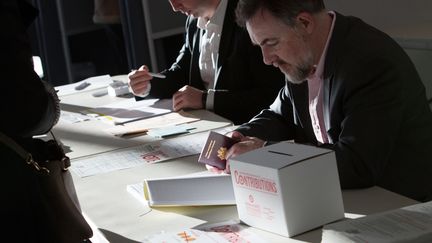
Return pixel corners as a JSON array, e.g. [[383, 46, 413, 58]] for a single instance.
[[148, 72, 166, 79], [131, 69, 166, 79]]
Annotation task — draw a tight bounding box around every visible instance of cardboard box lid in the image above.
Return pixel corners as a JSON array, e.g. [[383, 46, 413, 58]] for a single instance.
[[230, 141, 333, 169]]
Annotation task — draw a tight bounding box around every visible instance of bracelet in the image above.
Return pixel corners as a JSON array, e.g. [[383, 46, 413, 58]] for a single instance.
[[201, 90, 208, 108]]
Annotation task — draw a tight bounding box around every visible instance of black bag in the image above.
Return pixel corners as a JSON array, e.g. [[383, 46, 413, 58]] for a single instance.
[[0, 132, 93, 243]]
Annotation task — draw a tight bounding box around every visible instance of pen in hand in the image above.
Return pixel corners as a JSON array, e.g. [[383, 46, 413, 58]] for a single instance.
[[148, 72, 166, 79], [131, 69, 166, 79]]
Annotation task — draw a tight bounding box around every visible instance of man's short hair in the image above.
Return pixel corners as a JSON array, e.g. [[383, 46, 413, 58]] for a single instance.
[[236, 0, 325, 27]]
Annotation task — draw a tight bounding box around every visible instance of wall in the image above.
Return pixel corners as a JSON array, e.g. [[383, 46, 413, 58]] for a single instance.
[[324, 0, 432, 40], [325, 0, 432, 105]]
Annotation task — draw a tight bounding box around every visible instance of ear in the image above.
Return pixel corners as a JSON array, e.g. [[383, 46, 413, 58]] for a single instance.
[[296, 12, 314, 34]]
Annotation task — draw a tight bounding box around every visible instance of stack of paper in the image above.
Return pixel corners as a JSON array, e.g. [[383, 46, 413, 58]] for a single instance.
[[322, 200, 432, 242], [105, 110, 200, 136]]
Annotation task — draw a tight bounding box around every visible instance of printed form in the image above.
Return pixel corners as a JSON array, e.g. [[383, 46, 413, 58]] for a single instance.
[[71, 127, 234, 177], [142, 220, 266, 243]]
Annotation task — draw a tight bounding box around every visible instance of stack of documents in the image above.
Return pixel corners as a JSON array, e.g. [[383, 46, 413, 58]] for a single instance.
[[105, 111, 200, 136], [322, 200, 432, 242]]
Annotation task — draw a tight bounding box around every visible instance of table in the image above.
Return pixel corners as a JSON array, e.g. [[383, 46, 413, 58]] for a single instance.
[[55, 78, 418, 242]]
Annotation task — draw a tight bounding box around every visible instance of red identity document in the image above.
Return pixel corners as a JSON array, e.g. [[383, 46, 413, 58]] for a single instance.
[[198, 131, 236, 169]]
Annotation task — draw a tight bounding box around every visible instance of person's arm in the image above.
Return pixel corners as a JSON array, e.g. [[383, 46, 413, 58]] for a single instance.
[[0, 0, 59, 137], [235, 85, 297, 141], [144, 17, 197, 99]]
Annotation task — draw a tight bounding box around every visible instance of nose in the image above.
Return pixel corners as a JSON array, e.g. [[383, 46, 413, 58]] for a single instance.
[[168, 0, 181, 12], [261, 46, 275, 66]]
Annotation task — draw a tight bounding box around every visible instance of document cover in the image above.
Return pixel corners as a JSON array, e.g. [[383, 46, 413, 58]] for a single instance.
[[198, 131, 236, 169], [144, 171, 236, 206]]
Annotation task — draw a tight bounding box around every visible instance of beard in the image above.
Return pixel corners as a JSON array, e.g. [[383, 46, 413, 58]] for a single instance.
[[278, 53, 314, 84]]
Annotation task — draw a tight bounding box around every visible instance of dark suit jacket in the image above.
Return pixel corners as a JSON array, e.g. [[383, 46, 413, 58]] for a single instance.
[[236, 12, 432, 202], [144, 0, 284, 125]]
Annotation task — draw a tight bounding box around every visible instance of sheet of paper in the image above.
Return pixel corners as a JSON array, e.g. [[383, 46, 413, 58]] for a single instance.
[[322, 200, 432, 243], [83, 98, 172, 125], [147, 124, 195, 138], [127, 183, 148, 206], [71, 127, 234, 178], [142, 220, 266, 243], [55, 74, 113, 97], [105, 110, 200, 136], [60, 110, 93, 124]]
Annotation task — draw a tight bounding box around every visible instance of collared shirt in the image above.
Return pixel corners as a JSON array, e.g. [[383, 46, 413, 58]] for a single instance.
[[197, 0, 228, 110], [136, 0, 228, 103], [307, 11, 336, 144]]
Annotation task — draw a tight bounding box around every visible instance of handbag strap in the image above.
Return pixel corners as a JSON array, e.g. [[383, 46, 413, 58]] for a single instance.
[[0, 131, 50, 174], [0, 132, 31, 159]]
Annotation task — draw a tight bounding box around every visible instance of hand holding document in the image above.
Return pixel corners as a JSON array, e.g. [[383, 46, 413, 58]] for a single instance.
[[198, 131, 236, 169]]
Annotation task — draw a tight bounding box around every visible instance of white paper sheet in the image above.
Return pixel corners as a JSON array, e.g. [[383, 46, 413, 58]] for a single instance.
[[55, 75, 113, 97], [83, 98, 172, 125], [60, 110, 93, 124]]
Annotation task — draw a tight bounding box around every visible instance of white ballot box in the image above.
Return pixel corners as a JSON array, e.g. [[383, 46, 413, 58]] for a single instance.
[[229, 141, 344, 237]]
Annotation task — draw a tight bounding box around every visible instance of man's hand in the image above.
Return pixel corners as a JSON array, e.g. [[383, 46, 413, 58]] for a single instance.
[[205, 131, 266, 174], [128, 65, 152, 96], [172, 85, 205, 111], [224, 136, 265, 173]]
